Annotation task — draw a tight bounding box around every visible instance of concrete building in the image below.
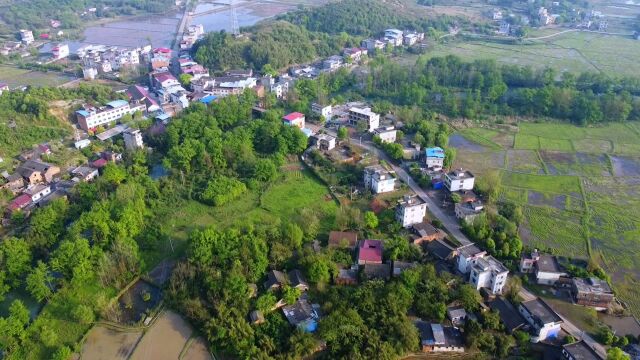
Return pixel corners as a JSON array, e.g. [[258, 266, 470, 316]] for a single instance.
[[82, 67, 98, 80], [20, 30, 34, 45], [384, 29, 404, 46], [426, 147, 446, 169], [374, 127, 397, 143], [519, 298, 563, 342], [455, 201, 484, 223], [571, 278, 615, 310], [562, 341, 604, 360], [456, 243, 487, 274], [364, 165, 396, 194], [314, 134, 336, 151], [311, 103, 332, 120], [75, 100, 143, 131], [348, 107, 380, 132], [445, 169, 475, 192], [123, 129, 144, 150], [25, 184, 51, 203], [282, 112, 305, 129], [396, 195, 427, 228], [416, 321, 465, 353], [361, 38, 385, 52], [323, 55, 343, 70], [469, 255, 509, 295], [52, 44, 69, 60], [533, 255, 566, 285]]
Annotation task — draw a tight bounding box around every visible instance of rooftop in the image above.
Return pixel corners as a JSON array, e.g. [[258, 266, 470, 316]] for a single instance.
[[363, 263, 391, 279], [283, 112, 305, 121], [358, 239, 383, 262], [426, 239, 455, 260], [397, 194, 425, 208], [415, 321, 464, 348], [282, 299, 317, 327], [488, 297, 527, 333], [536, 255, 563, 274], [9, 194, 32, 210], [348, 107, 377, 117], [562, 341, 603, 360], [412, 222, 441, 237], [472, 255, 509, 274], [447, 306, 467, 320], [457, 243, 485, 258], [447, 169, 475, 180], [573, 277, 613, 295], [521, 298, 563, 325], [426, 147, 445, 159]]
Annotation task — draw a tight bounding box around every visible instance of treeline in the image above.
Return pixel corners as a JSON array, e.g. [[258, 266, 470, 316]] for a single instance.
[[278, 0, 459, 37], [362, 55, 640, 125], [193, 22, 361, 72]]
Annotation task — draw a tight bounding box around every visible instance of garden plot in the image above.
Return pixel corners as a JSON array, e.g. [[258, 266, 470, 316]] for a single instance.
[[80, 326, 142, 360], [506, 150, 545, 174], [449, 134, 491, 152], [130, 311, 192, 360], [519, 123, 585, 140], [452, 150, 505, 174], [489, 130, 515, 149], [457, 128, 503, 150], [513, 133, 540, 150], [527, 191, 570, 210], [521, 206, 588, 258], [540, 151, 611, 176], [501, 171, 582, 195], [609, 155, 640, 177], [613, 142, 640, 156], [182, 337, 213, 360], [572, 138, 612, 154]]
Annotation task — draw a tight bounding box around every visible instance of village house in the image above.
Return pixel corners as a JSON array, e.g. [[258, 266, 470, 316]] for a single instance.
[[571, 277, 615, 310], [72, 166, 99, 182], [24, 184, 51, 203], [562, 340, 604, 360], [313, 134, 336, 151], [328, 230, 358, 249], [76, 100, 144, 131], [124, 129, 144, 151], [282, 298, 320, 333], [384, 29, 404, 46], [410, 222, 446, 244], [403, 31, 424, 46], [519, 298, 563, 342], [127, 85, 160, 113], [335, 267, 358, 285], [74, 139, 91, 150], [1, 173, 25, 194], [151, 48, 172, 70], [415, 321, 465, 353], [446, 306, 468, 326], [469, 255, 509, 295], [323, 55, 343, 70], [426, 239, 456, 261], [361, 38, 385, 52], [311, 103, 332, 120], [52, 44, 69, 60], [19, 29, 34, 45], [363, 263, 392, 280], [392, 261, 417, 276], [347, 107, 380, 132], [263, 269, 309, 291], [520, 250, 567, 285], [488, 296, 527, 334], [445, 169, 475, 192], [373, 127, 397, 143], [363, 165, 396, 194], [343, 47, 368, 62], [425, 147, 445, 169], [17, 160, 60, 184], [357, 239, 383, 265], [456, 243, 487, 274], [455, 200, 484, 223], [396, 195, 427, 228], [282, 112, 305, 129], [7, 194, 32, 214]]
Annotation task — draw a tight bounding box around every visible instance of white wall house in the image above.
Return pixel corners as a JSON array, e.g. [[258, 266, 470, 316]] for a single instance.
[[395, 195, 427, 228], [75, 100, 139, 131], [311, 103, 332, 120], [374, 127, 397, 143], [518, 299, 563, 342], [425, 147, 445, 169], [348, 107, 380, 132], [445, 169, 475, 192], [124, 129, 144, 150], [25, 184, 51, 203], [456, 244, 487, 274], [469, 255, 509, 294], [364, 165, 396, 194]]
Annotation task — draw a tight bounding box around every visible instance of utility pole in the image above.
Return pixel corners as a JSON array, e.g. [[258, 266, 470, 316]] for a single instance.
[[230, 0, 239, 36]]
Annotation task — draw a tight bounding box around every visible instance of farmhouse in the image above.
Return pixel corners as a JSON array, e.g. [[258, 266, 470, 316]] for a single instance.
[[415, 321, 465, 353], [455, 201, 484, 223], [282, 112, 305, 129], [445, 169, 475, 192], [410, 222, 446, 244], [446, 306, 467, 326], [571, 277, 614, 310], [282, 298, 319, 333], [17, 160, 60, 184], [469, 255, 509, 295], [311, 103, 332, 119], [519, 298, 563, 342], [488, 297, 527, 334], [71, 166, 99, 182], [24, 184, 51, 203], [347, 107, 380, 132], [373, 127, 397, 143], [363, 165, 396, 194], [357, 239, 383, 265], [562, 340, 604, 360], [425, 147, 445, 169], [456, 243, 487, 274], [396, 195, 427, 228], [313, 134, 336, 151]]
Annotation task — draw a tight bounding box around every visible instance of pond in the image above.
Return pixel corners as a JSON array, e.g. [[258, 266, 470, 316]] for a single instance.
[[150, 164, 168, 180], [118, 280, 162, 325], [0, 288, 41, 320]]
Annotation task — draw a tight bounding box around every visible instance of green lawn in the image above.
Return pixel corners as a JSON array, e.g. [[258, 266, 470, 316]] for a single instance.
[[458, 128, 503, 150], [0, 65, 73, 88], [501, 171, 582, 195], [513, 133, 540, 150]]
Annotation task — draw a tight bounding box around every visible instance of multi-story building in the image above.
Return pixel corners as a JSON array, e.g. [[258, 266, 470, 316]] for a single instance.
[[323, 55, 343, 70], [384, 29, 404, 46], [124, 129, 144, 151], [396, 195, 427, 228], [469, 255, 509, 294], [571, 278, 615, 310], [454, 201, 484, 223], [361, 39, 385, 52], [20, 30, 34, 45], [311, 103, 332, 120], [374, 127, 397, 143], [364, 165, 396, 194], [348, 107, 380, 132], [456, 243, 487, 274], [445, 169, 475, 192], [52, 44, 69, 60], [75, 100, 143, 131], [426, 147, 445, 169], [562, 341, 604, 360], [314, 134, 336, 151], [519, 298, 563, 342]]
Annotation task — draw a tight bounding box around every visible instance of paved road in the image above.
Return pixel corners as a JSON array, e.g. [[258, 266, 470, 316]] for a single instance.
[[338, 134, 473, 246]]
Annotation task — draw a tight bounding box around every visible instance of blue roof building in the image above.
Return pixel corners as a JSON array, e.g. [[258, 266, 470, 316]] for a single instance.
[[426, 147, 445, 159], [199, 95, 217, 104], [106, 99, 129, 108]]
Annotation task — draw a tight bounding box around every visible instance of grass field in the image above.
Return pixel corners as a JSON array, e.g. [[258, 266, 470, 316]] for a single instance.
[[452, 121, 640, 317], [426, 31, 640, 77], [0, 65, 73, 88]]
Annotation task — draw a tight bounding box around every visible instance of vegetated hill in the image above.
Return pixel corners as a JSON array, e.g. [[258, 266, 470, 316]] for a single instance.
[[278, 0, 459, 36], [0, 0, 174, 37], [193, 21, 357, 72]]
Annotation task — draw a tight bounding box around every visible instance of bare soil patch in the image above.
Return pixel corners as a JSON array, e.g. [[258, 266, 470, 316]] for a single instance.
[[610, 155, 640, 177], [80, 326, 142, 360], [182, 337, 213, 360], [130, 311, 193, 360], [449, 134, 488, 152]]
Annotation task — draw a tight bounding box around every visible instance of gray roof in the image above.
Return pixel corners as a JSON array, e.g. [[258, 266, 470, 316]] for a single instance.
[[264, 270, 288, 289], [521, 298, 563, 325], [412, 222, 440, 237], [363, 263, 391, 280], [416, 321, 464, 348], [447, 306, 467, 320], [562, 341, 604, 360], [572, 277, 613, 295], [536, 255, 563, 273], [282, 299, 316, 326], [288, 269, 308, 289], [488, 297, 527, 333], [457, 243, 485, 258], [427, 239, 455, 260]]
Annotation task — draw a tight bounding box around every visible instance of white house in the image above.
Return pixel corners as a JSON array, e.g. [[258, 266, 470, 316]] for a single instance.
[[315, 134, 336, 151], [75, 100, 142, 131], [534, 255, 567, 285], [348, 107, 380, 132], [52, 44, 70, 60], [74, 139, 91, 149], [519, 298, 563, 342], [469, 255, 509, 295], [283, 112, 306, 129], [396, 195, 427, 228], [425, 147, 445, 169], [455, 201, 484, 223], [124, 129, 144, 150], [82, 67, 98, 80], [445, 169, 475, 192], [364, 165, 396, 194], [456, 244, 487, 274], [323, 55, 343, 70], [374, 127, 397, 143], [311, 103, 332, 120], [25, 184, 51, 203], [384, 29, 404, 46], [20, 30, 34, 45]]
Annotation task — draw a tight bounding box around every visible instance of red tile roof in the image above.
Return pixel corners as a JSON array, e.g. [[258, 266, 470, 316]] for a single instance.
[[92, 158, 108, 168], [283, 112, 305, 122], [154, 47, 172, 54], [9, 194, 32, 211], [358, 239, 383, 263], [153, 72, 177, 83]]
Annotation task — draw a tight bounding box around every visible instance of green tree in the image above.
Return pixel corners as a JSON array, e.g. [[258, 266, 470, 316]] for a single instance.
[[52, 346, 73, 360], [73, 304, 95, 324], [0, 237, 32, 286], [337, 126, 348, 141], [364, 211, 379, 229], [456, 284, 482, 312], [607, 347, 630, 360], [26, 261, 53, 302], [179, 73, 193, 87], [256, 293, 277, 313], [40, 325, 58, 347], [282, 285, 301, 305], [283, 222, 304, 249]]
